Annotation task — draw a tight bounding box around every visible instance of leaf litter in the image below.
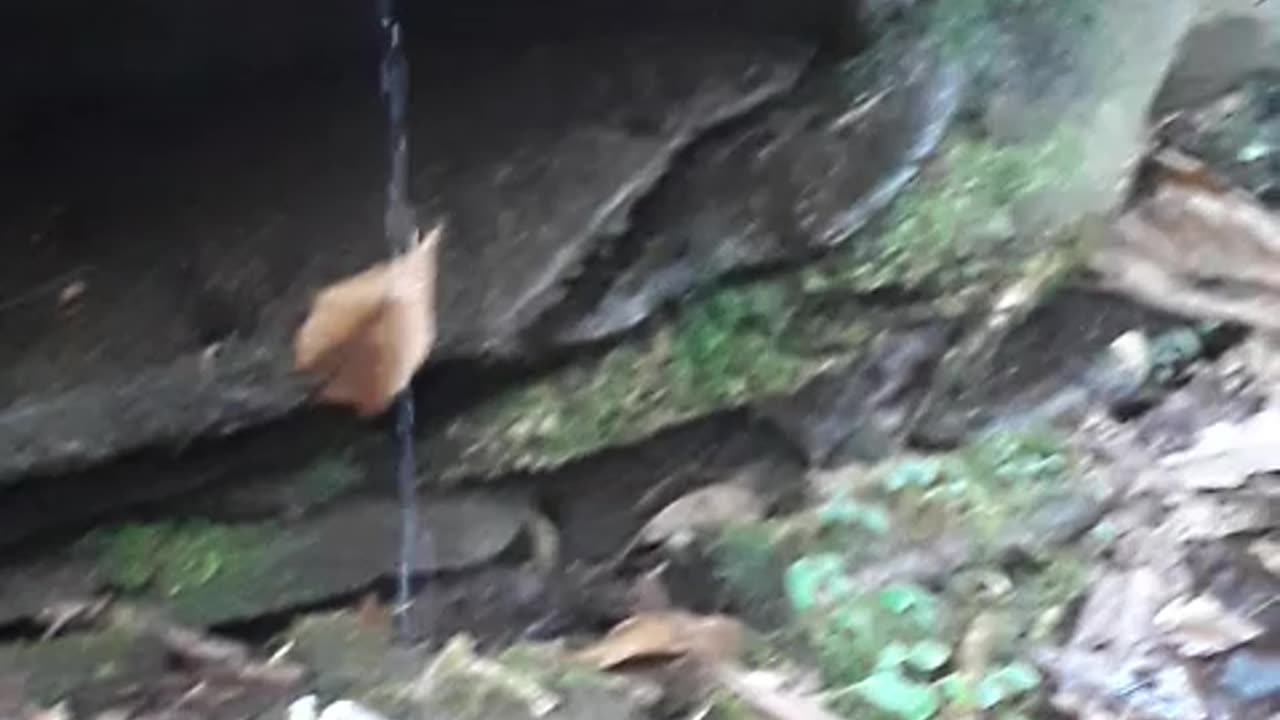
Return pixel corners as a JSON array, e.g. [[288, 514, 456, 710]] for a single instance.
[[1029, 148, 1280, 719]]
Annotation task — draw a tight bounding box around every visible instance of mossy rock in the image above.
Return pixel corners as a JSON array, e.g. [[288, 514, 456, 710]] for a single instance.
[[424, 282, 891, 482], [78, 493, 532, 625]]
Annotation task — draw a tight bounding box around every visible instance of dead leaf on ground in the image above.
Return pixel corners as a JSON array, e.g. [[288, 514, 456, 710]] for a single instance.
[[638, 483, 764, 551], [572, 611, 744, 670], [712, 666, 845, 720], [1153, 593, 1264, 657], [293, 225, 441, 417], [1093, 153, 1280, 332], [1159, 409, 1280, 490]]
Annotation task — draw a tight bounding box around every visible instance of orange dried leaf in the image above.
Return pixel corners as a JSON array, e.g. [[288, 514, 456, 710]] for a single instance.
[[571, 611, 744, 670], [294, 226, 440, 417]]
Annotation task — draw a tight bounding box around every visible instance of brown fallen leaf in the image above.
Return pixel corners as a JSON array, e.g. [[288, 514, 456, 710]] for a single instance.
[[293, 225, 441, 417], [1153, 593, 1264, 657], [572, 611, 744, 670]]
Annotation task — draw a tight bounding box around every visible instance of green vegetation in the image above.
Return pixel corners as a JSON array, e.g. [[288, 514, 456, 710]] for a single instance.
[[91, 521, 272, 597], [779, 552, 1047, 720], [436, 281, 879, 479], [807, 133, 1084, 294], [703, 429, 1083, 719], [670, 284, 807, 404], [83, 520, 310, 624]]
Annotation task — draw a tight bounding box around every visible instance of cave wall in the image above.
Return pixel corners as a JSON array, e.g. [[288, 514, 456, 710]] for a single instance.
[[1, 0, 848, 124]]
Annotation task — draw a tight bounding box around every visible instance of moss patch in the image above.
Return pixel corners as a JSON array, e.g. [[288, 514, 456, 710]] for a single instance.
[[82, 518, 337, 624], [431, 281, 883, 481], [806, 131, 1084, 295], [91, 521, 275, 597]]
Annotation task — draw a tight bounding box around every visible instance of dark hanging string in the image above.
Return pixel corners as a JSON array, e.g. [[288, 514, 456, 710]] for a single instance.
[[377, 0, 421, 643]]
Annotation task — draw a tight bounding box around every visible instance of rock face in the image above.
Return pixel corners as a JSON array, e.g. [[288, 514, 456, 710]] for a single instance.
[[0, 0, 965, 488], [0, 0, 1267, 582], [0, 8, 819, 484], [549, 41, 962, 344]]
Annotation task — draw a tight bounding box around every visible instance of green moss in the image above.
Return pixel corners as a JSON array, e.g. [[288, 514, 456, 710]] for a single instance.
[[899, 429, 1073, 548], [82, 520, 316, 624], [435, 281, 879, 479], [91, 521, 272, 597], [807, 132, 1083, 295], [670, 284, 808, 404]]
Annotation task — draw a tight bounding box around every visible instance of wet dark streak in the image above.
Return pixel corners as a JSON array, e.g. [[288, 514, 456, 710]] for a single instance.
[[376, 0, 425, 642]]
